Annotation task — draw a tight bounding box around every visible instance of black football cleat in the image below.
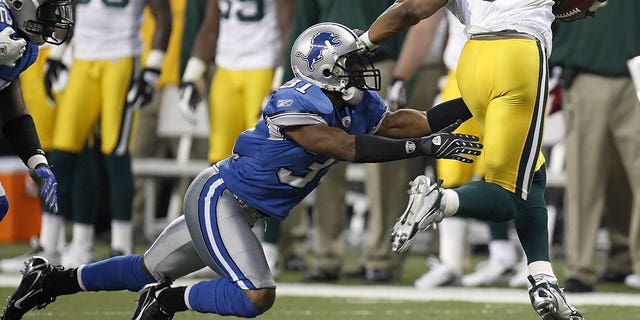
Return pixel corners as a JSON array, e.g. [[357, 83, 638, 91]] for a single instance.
[[1, 256, 59, 320], [131, 281, 174, 320]]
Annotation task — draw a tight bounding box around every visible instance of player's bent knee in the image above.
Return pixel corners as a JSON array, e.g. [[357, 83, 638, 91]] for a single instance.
[[245, 288, 276, 315]]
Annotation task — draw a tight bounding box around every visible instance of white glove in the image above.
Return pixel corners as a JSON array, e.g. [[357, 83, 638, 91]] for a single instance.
[[0, 27, 26, 67], [178, 81, 200, 123], [127, 49, 165, 109], [386, 79, 407, 111], [178, 57, 207, 123], [357, 31, 379, 52], [126, 67, 161, 109], [43, 43, 70, 105]]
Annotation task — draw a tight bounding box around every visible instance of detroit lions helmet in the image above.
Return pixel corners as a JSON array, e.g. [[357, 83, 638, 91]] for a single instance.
[[3, 0, 73, 45], [291, 22, 380, 104]]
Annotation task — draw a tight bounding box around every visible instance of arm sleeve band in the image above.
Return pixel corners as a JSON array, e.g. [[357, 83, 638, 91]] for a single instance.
[[2, 114, 46, 167], [354, 134, 431, 163], [145, 49, 166, 70], [426, 97, 473, 132]]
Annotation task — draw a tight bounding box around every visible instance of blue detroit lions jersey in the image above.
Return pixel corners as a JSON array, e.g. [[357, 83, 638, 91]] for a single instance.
[[218, 77, 388, 220], [0, 2, 39, 90]]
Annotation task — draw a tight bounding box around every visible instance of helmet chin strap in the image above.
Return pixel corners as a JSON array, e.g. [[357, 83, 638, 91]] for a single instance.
[[341, 87, 363, 105]]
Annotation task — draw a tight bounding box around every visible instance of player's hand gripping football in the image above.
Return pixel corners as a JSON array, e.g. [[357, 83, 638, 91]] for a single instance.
[[0, 27, 26, 67], [422, 120, 482, 163], [29, 164, 58, 214], [127, 67, 161, 109], [553, 0, 608, 22]]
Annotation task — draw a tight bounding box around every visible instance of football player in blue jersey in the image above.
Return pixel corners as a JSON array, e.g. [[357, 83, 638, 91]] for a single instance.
[[0, 0, 72, 225], [2, 22, 481, 320]]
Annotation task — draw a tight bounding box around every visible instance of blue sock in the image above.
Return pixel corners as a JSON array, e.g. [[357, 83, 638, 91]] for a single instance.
[[188, 278, 259, 318], [80, 254, 155, 292]]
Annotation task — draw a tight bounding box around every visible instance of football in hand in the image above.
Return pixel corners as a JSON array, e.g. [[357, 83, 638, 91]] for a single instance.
[[553, 0, 606, 22]]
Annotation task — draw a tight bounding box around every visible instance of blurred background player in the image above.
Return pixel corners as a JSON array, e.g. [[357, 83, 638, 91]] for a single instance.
[[45, 0, 171, 266], [178, 0, 294, 160], [131, 0, 209, 244], [550, 1, 640, 292]]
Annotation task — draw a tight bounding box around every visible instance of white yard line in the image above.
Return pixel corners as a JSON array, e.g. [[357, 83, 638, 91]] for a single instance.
[[255, 282, 640, 307], [2, 274, 639, 307]]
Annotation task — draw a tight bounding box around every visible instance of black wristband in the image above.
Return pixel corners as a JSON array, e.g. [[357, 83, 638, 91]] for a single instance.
[[427, 97, 472, 132], [2, 114, 45, 166], [354, 134, 431, 163]]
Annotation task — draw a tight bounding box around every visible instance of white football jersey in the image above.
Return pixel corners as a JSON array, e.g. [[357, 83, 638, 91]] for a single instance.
[[446, 0, 555, 54], [216, 0, 281, 70], [73, 0, 146, 60], [443, 10, 467, 71]]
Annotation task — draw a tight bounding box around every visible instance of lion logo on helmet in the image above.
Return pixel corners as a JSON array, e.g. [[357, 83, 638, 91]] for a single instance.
[[295, 31, 341, 72]]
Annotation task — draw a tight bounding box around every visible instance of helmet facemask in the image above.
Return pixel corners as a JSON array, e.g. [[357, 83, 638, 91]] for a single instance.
[[333, 51, 381, 93], [9, 0, 73, 45]]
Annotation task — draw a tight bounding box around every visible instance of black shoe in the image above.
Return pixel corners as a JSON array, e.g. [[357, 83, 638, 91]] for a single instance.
[[366, 269, 398, 283], [1, 256, 60, 320], [302, 268, 339, 282], [131, 282, 174, 320], [284, 254, 307, 272], [598, 269, 631, 283], [563, 278, 594, 293]]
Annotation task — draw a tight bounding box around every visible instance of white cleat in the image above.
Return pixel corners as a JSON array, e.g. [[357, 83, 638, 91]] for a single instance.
[[391, 176, 444, 253], [414, 257, 460, 289], [0, 238, 60, 274], [624, 273, 640, 289], [461, 259, 516, 287], [60, 244, 94, 268], [509, 260, 530, 288]]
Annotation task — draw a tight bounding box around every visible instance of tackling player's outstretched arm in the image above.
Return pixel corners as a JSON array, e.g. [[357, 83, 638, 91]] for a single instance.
[[284, 115, 481, 164], [284, 124, 357, 161]]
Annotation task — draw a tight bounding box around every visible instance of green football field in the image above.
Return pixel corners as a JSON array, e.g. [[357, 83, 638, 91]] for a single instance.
[[0, 288, 639, 320], [2, 241, 640, 319]]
